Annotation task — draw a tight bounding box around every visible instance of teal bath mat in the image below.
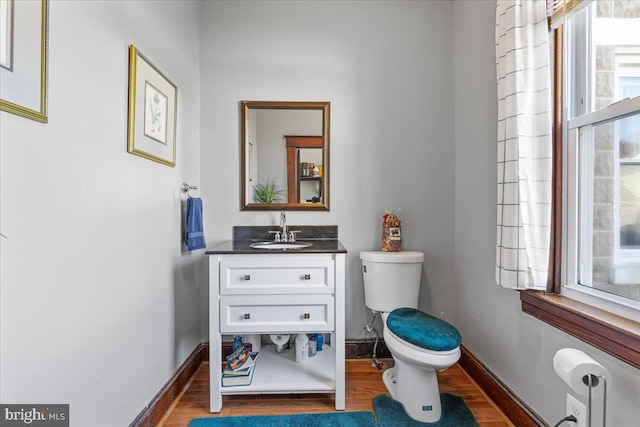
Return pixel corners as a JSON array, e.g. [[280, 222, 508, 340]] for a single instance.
[[373, 393, 478, 426], [188, 411, 377, 427]]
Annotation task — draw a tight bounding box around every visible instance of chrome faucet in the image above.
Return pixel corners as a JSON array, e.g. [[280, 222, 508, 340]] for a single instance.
[[269, 210, 300, 242], [280, 210, 288, 241]]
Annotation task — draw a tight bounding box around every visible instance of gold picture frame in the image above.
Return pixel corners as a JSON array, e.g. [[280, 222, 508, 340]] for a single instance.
[[127, 45, 177, 167], [0, 0, 48, 123]]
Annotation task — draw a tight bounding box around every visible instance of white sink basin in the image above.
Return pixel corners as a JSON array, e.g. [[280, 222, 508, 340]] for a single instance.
[[250, 241, 313, 250]]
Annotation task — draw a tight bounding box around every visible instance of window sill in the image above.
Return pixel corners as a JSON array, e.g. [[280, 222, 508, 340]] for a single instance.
[[520, 290, 640, 369]]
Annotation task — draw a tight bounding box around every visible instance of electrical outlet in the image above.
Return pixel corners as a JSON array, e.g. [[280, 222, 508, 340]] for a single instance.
[[566, 393, 586, 427]]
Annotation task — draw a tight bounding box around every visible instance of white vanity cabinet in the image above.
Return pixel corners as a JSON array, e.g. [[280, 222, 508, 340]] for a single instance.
[[208, 252, 346, 412]]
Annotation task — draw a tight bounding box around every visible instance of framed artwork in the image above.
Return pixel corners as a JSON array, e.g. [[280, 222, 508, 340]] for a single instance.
[[127, 45, 177, 167], [0, 0, 48, 123], [0, 0, 14, 71]]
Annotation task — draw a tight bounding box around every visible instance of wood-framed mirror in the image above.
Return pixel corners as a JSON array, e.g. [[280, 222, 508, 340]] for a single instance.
[[240, 101, 330, 211]]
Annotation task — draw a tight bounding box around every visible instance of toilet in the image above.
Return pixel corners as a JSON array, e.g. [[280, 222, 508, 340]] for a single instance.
[[360, 251, 461, 423]]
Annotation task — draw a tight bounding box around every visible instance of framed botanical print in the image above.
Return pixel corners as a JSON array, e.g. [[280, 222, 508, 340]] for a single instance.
[[0, 0, 48, 123], [0, 0, 15, 71], [127, 45, 177, 167]]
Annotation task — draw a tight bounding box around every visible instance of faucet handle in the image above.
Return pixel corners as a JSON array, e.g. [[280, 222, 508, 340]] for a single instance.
[[268, 230, 282, 242], [288, 230, 301, 242]]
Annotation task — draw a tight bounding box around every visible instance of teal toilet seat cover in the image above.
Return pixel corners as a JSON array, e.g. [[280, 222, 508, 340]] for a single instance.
[[387, 307, 462, 352]]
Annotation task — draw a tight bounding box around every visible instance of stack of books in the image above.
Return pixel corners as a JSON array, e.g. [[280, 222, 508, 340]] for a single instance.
[[222, 345, 259, 387]]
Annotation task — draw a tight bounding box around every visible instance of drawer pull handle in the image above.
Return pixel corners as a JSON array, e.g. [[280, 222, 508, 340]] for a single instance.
[[244, 313, 251, 320], [303, 274, 311, 280], [243, 274, 251, 280], [303, 313, 310, 319]]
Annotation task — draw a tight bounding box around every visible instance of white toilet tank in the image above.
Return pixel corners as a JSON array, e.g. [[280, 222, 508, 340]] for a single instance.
[[360, 251, 424, 313]]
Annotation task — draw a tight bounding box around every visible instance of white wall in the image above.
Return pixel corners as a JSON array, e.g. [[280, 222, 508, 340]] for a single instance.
[[452, 1, 640, 426], [0, 1, 202, 426], [199, 0, 456, 339]]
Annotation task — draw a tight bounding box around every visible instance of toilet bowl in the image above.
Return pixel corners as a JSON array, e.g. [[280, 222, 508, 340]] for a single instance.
[[360, 251, 462, 423]]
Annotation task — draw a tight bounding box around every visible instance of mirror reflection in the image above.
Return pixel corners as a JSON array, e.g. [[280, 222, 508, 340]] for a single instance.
[[241, 101, 330, 210]]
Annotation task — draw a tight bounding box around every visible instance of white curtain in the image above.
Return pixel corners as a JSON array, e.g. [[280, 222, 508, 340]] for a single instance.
[[495, 0, 552, 290]]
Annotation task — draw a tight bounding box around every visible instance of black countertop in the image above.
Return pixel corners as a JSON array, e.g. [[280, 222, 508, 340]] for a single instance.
[[204, 225, 346, 254], [204, 238, 347, 254]]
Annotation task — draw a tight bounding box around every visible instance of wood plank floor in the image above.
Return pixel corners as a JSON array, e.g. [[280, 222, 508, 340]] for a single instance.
[[159, 359, 513, 426]]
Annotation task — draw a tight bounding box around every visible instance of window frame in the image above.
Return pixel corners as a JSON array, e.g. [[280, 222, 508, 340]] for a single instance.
[[521, 1, 640, 368], [563, 3, 640, 315], [615, 74, 640, 258], [566, 102, 640, 309]]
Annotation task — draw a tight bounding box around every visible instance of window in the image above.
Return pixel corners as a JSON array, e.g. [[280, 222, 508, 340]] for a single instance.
[[618, 77, 640, 253], [521, 0, 640, 369], [563, 0, 640, 315]]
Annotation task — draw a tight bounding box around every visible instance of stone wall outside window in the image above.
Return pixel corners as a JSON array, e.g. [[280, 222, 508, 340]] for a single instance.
[[591, 0, 640, 286]]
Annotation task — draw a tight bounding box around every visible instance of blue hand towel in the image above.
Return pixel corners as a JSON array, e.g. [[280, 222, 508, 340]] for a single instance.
[[185, 197, 206, 251]]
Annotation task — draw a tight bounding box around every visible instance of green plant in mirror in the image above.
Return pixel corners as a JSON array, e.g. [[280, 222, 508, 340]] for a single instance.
[[253, 177, 284, 204]]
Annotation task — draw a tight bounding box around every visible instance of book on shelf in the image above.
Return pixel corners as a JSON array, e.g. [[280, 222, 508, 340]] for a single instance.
[[225, 345, 250, 370], [223, 351, 259, 376], [221, 364, 255, 387]]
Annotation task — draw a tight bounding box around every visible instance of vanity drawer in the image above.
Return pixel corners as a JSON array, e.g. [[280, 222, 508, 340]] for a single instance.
[[219, 295, 334, 333], [220, 259, 334, 295]]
